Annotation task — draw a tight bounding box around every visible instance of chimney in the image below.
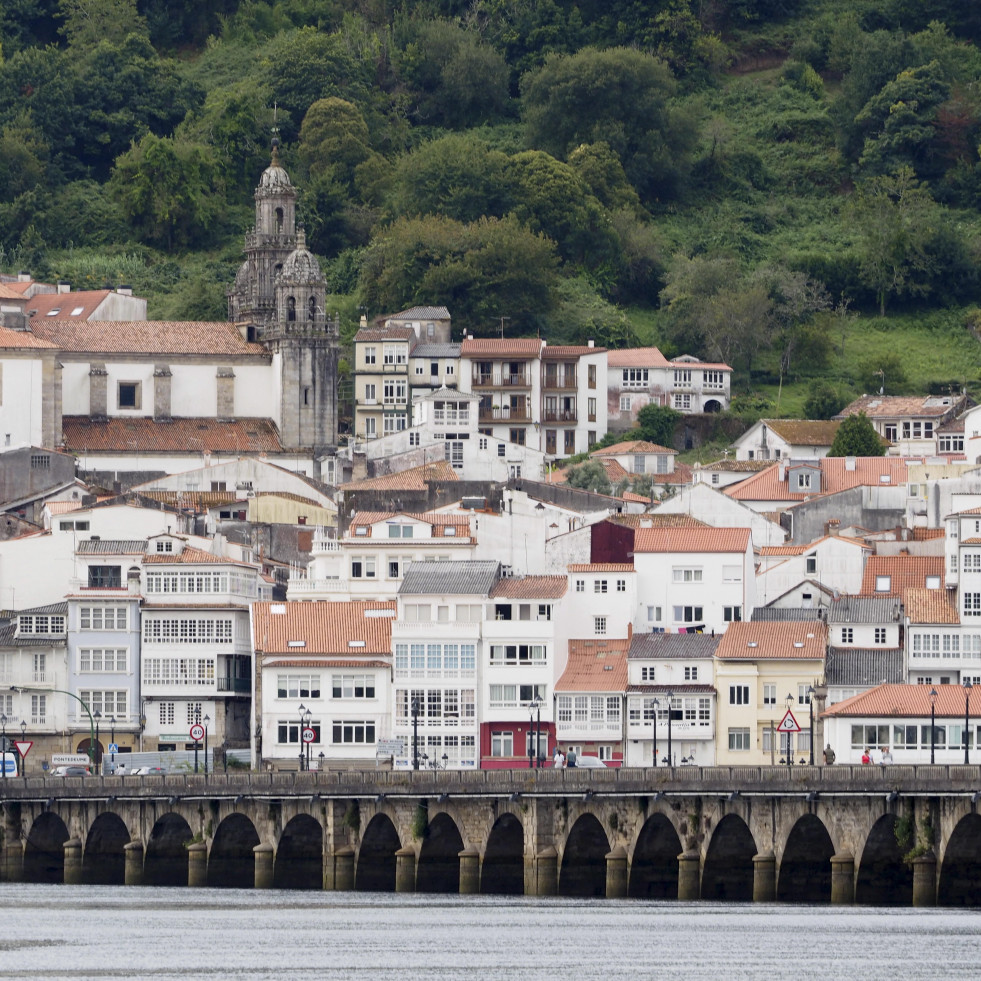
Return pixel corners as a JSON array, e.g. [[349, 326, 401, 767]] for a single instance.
[[588, 339, 595, 348], [845, 456, 856, 471], [57, 281, 70, 294], [778, 460, 787, 482], [17, 271, 31, 283], [127, 566, 142, 595], [359, 313, 368, 328], [827, 518, 840, 536], [117, 285, 133, 296]]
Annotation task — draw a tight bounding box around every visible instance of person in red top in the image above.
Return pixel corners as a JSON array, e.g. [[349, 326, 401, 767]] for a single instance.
[[861, 748, 871, 764]]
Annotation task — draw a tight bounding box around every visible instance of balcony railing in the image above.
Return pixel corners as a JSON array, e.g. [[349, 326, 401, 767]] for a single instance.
[[479, 408, 531, 423], [543, 374, 577, 391], [543, 411, 577, 424], [218, 677, 251, 693], [472, 371, 532, 388]]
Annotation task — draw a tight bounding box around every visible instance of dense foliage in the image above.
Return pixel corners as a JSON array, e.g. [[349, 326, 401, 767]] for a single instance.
[[3, 0, 981, 409]]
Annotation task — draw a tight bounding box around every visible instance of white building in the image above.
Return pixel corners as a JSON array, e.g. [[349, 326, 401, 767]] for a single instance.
[[731, 419, 841, 461], [756, 534, 872, 605]]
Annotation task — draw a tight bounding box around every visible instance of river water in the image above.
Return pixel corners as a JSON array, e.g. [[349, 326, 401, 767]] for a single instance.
[[1, 885, 980, 981]]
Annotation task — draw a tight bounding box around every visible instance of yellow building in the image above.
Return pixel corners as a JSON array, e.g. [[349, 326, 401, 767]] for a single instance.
[[714, 621, 826, 765]]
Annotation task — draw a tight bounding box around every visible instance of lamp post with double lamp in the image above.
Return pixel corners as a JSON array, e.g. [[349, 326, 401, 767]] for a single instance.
[[807, 686, 815, 766], [527, 701, 535, 769], [303, 709, 312, 771], [965, 679, 974, 765], [203, 715, 210, 777], [533, 693, 544, 768], [784, 693, 794, 768], [411, 695, 420, 771], [109, 715, 116, 773], [297, 703, 306, 771], [93, 711, 101, 775], [664, 690, 675, 767], [930, 687, 938, 764], [19, 719, 26, 777], [0, 713, 7, 780], [651, 697, 659, 768]]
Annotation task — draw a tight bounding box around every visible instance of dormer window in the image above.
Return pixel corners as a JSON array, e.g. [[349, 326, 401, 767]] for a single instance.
[[354, 526, 368, 536], [797, 472, 811, 490], [156, 540, 174, 553], [444, 526, 457, 536], [875, 575, 891, 592]]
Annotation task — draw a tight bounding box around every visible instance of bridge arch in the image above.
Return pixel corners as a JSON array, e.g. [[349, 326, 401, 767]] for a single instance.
[[209, 813, 260, 889], [559, 813, 609, 897], [356, 813, 401, 891], [144, 812, 193, 887], [938, 813, 981, 906], [702, 813, 756, 901], [83, 812, 129, 885], [274, 814, 323, 890], [629, 811, 682, 899], [855, 813, 911, 906], [481, 812, 525, 895], [777, 814, 834, 903], [417, 811, 464, 893], [24, 811, 69, 884]]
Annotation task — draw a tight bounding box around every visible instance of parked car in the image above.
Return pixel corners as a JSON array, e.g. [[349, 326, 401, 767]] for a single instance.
[[51, 765, 89, 777], [132, 766, 168, 776], [572, 755, 607, 768]]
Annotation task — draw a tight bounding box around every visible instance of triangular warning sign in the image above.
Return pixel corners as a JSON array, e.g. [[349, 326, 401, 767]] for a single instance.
[[777, 710, 801, 733], [13, 740, 32, 758]]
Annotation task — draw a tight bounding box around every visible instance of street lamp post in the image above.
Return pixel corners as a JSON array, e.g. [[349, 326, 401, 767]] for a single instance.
[[303, 709, 312, 771], [19, 719, 26, 777], [807, 686, 815, 766], [665, 690, 674, 767], [965, 679, 973, 765], [318, 751, 325, 772], [109, 715, 116, 773], [930, 687, 938, 764], [784, 694, 794, 768], [527, 702, 535, 769], [93, 711, 101, 775], [297, 704, 306, 771], [203, 715, 210, 777], [11, 687, 97, 771], [411, 696, 420, 771], [533, 694, 543, 768], [0, 713, 6, 780], [652, 697, 659, 768]]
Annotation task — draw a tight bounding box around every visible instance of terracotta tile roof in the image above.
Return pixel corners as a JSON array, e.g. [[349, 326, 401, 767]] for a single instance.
[[725, 457, 913, 502], [621, 492, 652, 504], [859, 555, 945, 597], [143, 545, 255, 567], [937, 416, 965, 434], [758, 535, 869, 557], [903, 587, 959, 624], [489, 575, 568, 599], [634, 527, 751, 553], [391, 306, 450, 320], [46, 501, 83, 514], [715, 620, 827, 659], [568, 563, 634, 573], [592, 440, 676, 457], [701, 459, 774, 473], [836, 394, 964, 420], [758, 544, 809, 556], [823, 683, 978, 719], [607, 347, 671, 368], [263, 658, 391, 669], [760, 419, 840, 445], [0, 284, 26, 300], [0, 326, 58, 349], [347, 511, 472, 536], [459, 338, 543, 357], [600, 459, 630, 482], [911, 527, 946, 540], [62, 417, 284, 453], [30, 319, 267, 356], [139, 491, 238, 511], [26, 290, 111, 319], [556, 639, 630, 692], [653, 461, 693, 485], [354, 326, 415, 343], [670, 356, 732, 370], [607, 513, 708, 529], [339, 460, 458, 492], [253, 600, 397, 654], [542, 345, 606, 358]]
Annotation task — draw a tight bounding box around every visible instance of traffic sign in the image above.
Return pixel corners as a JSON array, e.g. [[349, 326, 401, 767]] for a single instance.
[[14, 740, 32, 758], [108, 743, 119, 754], [778, 710, 801, 733], [52, 754, 90, 766], [301, 727, 316, 743], [189, 723, 205, 741]]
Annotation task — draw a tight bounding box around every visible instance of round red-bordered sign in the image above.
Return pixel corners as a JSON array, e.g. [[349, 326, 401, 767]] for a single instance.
[[190, 723, 205, 741], [302, 727, 316, 743]]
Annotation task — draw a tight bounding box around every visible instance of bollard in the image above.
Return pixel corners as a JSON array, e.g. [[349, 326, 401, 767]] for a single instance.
[[395, 845, 417, 893], [124, 840, 144, 886], [63, 838, 83, 885], [912, 852, 937, 908], [677, 851, 701, 901], [535, 846, 558, 896], [605, 845, 628, 899], [333, 845, 355, 891], [830, 852, 855, 905], [254, 842, 274, 889], [752, 852, 776, 903], [187, 841, 208, 887], [459, 847, 480, 894]]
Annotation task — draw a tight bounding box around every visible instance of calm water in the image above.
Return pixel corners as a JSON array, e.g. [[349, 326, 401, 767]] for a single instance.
[[0, 886, 980, 980]]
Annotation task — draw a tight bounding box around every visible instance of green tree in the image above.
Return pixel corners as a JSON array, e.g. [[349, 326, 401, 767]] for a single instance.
[[58, 0, 148, 47], [803, 380, 849, 420], [856, 353, 909, 395], [111, 133, 224, 249], [521, 46, 692, 203], [828, 412, 885, 457], [298, 97, 373, 187], [635, 403, 681, 448], [565, 459, 611, 494]]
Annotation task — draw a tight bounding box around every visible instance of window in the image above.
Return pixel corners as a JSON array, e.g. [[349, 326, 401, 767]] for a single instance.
[[684, 666, 698, 680], [724, 606, 742, 622], [619, 395, 631, 412], [722, 565, 742, 583], [383, 344, 406, 365], [155, 540, 174, 553], [79, 648, 127, 672], [672, 606, 703, 623], [158, 702, 175, 726], [966, 594, 981, 617], [763, 684, 776, 705], [798, 685, 811, 705], [388, 523, 413, 539], [363, 345, 376, 365], [796, 472, 811, 490], [622, 368, 649, 387], [672, 393, 691, 410], [78, 690, 127, 718], [806, 553, 817, 574], [332, 674, 376, 699], [704, 371, 725, 389], [87, 565, 122, 588], [594, 616, 607, 636], [332, 721, 375, 744], [363, 383, 376, 403], [841, 627, 854, 643], [673, 369, 692, 386], [575, 579, 585, 593], [143, 657, 215, 687], [80, 607, 128, 630], [672, 568, 703, 583], [875, 575, 891, 592], [31, 454, 50, 470], [588, 397, 596, 422], [509, 429, 526, 446], [728, 728, 751, 751], [489, 644, 546, 665], [594, 579, 608, 594], [18, 615, 65, 635], [350, 557, 376, 579], [142, 618, 232, 644], [59, 520, 90, 531], [588, 364, 596, 389], [277, 674, 321, 699], [564, 430, 575, 454], [647, 606, 662, 622], [491, 731, 514, 757], [640, 666, 655, 681], [729, 685, 750, 705], [383, 379, 407, 404], [117, 382, 141, 409], [874, 627, 887, 644], [364, 418, 376, 439], [616, 579, 627, 593]]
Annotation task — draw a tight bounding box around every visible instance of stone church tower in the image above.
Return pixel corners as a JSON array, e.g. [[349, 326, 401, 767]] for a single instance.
[[228, 136, 339, 469]]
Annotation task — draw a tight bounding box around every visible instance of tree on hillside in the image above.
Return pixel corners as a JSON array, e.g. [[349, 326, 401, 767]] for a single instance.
[[827, 412, 884, 457], [565, 459, 611, 495], [803, 380, 849, 421], [636, 403, 681, 448]]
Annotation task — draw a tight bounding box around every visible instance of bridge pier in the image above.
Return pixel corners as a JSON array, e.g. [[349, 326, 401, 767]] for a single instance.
[[605, 846, 628, 899], [752, 852, 776, 902], [2, 805, 23, 883], [331, 845, 355, 891], [912, 852, 937, 907], [830, 852, 855, 904], [395, 845, 416, 892], [124, 841, 144, 886], [63, 838, 83, 885], [188, 842, 208, 887], [458, 847, 479, 894], [254, 843, 274, 889], [534, 847, 558, 896], [677, 850, 701, 901]]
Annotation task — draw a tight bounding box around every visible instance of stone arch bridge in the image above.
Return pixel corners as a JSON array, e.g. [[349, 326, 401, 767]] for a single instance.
[[3, 765, 981, 906]]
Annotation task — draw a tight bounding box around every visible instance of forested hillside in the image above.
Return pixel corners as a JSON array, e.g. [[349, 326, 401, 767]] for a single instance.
[[3, 0, 981, 416]]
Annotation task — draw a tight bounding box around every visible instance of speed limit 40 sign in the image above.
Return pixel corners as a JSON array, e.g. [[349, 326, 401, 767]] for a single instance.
[[190, 723, 205, 741]]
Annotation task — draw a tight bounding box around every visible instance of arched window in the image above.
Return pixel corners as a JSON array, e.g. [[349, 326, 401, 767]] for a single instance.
[[275, 207, 284, 233], [308, 296, 316, 321], [287, 296, 296, 322]]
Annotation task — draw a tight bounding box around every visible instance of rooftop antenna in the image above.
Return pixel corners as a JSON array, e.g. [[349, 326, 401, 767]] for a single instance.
[[271, 102, 280, 161], [500, 316, 509, 339]]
